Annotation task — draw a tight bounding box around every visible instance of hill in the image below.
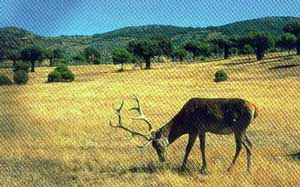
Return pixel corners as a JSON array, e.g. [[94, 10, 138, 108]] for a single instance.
[[1, 16, 300, 57], [0, 27, 46, 51], [213, 16, 300, 36]]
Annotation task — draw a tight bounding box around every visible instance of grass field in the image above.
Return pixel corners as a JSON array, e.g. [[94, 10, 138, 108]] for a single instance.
[[1, 55, 300, 186]]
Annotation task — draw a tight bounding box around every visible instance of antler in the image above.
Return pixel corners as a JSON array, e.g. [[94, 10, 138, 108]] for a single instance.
[[137, 140, 153, 149], [110, 100, 152, 141], [129, 95, 153, 132]]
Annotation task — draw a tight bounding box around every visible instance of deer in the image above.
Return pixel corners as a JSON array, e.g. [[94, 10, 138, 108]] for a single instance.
[[109, 96, 258, 175]]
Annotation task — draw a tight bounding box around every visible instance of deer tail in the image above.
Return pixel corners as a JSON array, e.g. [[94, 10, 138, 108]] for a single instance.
[[245, 101, 258, 120], [253, 104, 258, 119]]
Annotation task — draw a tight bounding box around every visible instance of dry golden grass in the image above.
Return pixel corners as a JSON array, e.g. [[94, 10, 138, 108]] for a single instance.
[[1, 54, 300, 186]]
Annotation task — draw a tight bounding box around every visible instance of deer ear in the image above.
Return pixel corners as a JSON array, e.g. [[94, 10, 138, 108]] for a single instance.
[[161, 137, 169, 147]]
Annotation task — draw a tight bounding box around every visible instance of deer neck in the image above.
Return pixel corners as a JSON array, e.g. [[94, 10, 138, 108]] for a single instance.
[[158, 118, 186, 145]]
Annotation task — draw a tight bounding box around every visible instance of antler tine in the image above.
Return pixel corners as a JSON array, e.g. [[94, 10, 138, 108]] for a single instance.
[[113, 100, 124, 113], [129, 95, 153, 132], [109, 120, 151, 140], [137, 140, 153, 149], [110, 100, 151, 141]]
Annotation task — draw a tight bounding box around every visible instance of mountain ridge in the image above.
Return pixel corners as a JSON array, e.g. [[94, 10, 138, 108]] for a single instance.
[[1, 16, 300, 57]]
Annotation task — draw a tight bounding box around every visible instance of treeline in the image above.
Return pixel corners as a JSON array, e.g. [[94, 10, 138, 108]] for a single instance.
[[1, 20, 300, 71], [0, 46, 105, 71], [111, 20, 300, 70]]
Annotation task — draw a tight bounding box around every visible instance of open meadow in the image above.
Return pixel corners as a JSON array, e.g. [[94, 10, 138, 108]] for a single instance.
[[1, 55, 300, 186]]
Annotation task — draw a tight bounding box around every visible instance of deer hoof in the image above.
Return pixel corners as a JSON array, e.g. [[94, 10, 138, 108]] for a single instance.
[[200, 168, 208, 175], [179, 165, 189, 172], [227, 166, 233, 173]]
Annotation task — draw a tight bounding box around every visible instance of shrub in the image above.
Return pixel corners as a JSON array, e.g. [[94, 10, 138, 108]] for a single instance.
[[48, 71, 62, 82], [0, 75, 13, 85], [14, 62, 30, 73], [14, 70, 29, 85], [55, 64, 69, 72], [61, 70, 75, 81], [214, 69, 228, 82], [48, 64, 75, 82]]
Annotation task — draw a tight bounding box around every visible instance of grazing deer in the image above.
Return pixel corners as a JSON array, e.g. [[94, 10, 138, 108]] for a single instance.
[[110, 96, 258, 174]]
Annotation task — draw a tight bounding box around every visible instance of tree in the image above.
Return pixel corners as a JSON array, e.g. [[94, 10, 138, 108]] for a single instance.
[[157, 38, 173, 57], [184, 42, 200, 60], [127, 40, 159, 69], [20, 47, 43, 72], [283, 20, 300, 36], [233, 35, 252, 54], [243, 44, 254, 60], [197, 43, 211, 58], [297, 35, 300, 55], [72, 54, 85, 62], [209, 37, 232, 59], [210, 45, 223, 58], [184, 42, 211, 60], [6, 50, 20, 67], [83, 47, 101, 64], [277, 33, 297, 55], [250, 33, 274, 61], [171, 49, 187, 62], [51, 49, 64, 66], [43, 49, 54, 66], [112, 48, 134, 71], [0, 53, 4, 62], [283, 21, 300, 55]]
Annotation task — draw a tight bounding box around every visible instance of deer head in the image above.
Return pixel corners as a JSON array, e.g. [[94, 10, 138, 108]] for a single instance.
[[109, 96, 169, 162]]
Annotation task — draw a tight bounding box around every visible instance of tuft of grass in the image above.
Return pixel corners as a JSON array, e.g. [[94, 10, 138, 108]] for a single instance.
[[214, 69, 228, 82], [288, 151, 300, 161]]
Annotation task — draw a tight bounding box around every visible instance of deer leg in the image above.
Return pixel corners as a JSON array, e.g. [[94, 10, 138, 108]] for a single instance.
[[243, 134, 252, 173], [199, 133, 208, 175], [245, 135, 252, 148], [181, 133, 197, 170], [227, 133, 242, 172]]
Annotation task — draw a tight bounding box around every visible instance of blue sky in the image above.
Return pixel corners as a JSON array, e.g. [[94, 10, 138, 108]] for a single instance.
[[1, 0, 300, 36]]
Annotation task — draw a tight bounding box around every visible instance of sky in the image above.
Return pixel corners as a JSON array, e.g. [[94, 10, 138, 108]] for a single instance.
[[1, 0, 300, 36]]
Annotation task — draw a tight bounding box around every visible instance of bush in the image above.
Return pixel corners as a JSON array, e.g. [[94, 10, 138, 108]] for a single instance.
[[214, 69, 228, 82], [48, 71, 62, 82], [14, 62, 30, 73], [61, 70, 75, 81], [48, 64, 75, 82], [0, 75, 13, 85], [55, 64, 69, 72], [14, 70, 29, 85]]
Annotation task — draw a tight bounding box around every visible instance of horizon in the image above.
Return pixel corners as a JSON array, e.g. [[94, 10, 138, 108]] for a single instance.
[[2, 16, 300, 37], [1, 16, 298, 37], [1, 0, 300, 36]]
